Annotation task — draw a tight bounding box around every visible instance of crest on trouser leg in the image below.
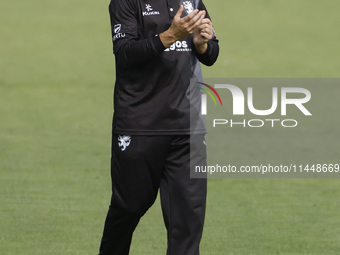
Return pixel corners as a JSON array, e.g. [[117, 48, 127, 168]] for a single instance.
[[118, 135, 131, 151]]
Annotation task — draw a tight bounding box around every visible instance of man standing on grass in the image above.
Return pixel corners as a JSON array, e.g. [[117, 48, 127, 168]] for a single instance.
[[98, 0, 219, 254]]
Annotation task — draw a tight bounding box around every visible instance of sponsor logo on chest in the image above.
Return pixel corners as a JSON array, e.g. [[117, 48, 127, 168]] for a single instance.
[[165, 40, 192, 52], [142, 4, 160, 16]]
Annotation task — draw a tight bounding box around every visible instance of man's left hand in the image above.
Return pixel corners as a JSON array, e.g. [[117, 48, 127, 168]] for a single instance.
[[193, 18, 214, 54]]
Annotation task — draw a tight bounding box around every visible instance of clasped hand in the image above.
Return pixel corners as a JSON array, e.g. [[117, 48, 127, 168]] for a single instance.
[[160, 5, 215, 54]]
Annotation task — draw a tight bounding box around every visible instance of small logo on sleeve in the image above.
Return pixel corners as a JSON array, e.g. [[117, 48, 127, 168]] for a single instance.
[[112, 24, 126, 42], [114, 24, 121, 33]]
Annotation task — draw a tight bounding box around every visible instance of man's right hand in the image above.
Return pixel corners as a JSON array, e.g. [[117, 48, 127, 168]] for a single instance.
[[160, 6, 206, 48]]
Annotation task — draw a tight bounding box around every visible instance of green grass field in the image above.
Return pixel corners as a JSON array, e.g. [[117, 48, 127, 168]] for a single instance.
[[1, 0, 340, 254]]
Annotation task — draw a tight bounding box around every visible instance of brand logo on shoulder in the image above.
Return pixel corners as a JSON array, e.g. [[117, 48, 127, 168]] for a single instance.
[[118, 135, 131, 151], [112, 24, 126, 42], [142, 4, 160, 16]]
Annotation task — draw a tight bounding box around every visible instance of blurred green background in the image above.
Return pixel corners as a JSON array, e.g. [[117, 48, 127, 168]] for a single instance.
[[1, 0, 339, 254]]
